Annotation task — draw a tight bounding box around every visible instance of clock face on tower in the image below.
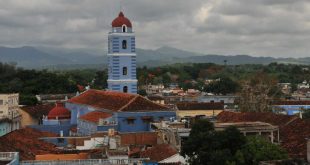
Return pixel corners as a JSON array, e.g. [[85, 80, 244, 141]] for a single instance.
[[107, 12, 137, 94]]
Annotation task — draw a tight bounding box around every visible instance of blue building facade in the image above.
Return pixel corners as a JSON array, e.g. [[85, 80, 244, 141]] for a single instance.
[[273, 104, 309, 115], [66, 90, 176, 133], [29, 102, 74, 137], [107, 12, 137, 94], [0, 118, 11, 137], [76, 110, 177, 134], [272, 101, 310, 115], [116, 111, 176, 132], [65, 103, 95, 125]]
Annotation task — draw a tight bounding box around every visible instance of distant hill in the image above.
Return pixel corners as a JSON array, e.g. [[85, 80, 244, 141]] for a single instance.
[[0, 46, 309, 69], [0, 46, 69, 67]]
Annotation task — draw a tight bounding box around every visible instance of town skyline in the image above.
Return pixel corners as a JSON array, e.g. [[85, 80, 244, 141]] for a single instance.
[[0, 0, 309, 57], [1, 3, 310, 164]]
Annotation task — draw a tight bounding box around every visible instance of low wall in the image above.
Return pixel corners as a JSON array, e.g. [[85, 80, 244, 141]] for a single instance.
[[36, 153, 88, 160], [28, 124, 75, 136]]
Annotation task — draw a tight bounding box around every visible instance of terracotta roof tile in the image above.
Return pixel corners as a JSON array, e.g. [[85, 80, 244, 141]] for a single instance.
[[79, 111, 113, 123], [217, 111, 310, 159], [68, 89, 170, 112], [112, 12, 132, 27], [20, 104, 54, 119], [47, 102, 71, 120], [217, 111, 296, 126], [120, 132, 158, 146], [140, 144, 177, 162], [0, 128, 59, 160], [176, 102, 224, 110], [120, 95, 169, 112]]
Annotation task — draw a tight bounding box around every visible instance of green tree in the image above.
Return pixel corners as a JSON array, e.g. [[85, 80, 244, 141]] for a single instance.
[[181, 120, 246, 165], [181, 119, 288, 165], [302, 109, 310, 119], [205, 77, 239, 95], [20, 95, 38, 105], [240, 136, 288, 165], [93, 70, 108, 89], [138, 89, 147, 96]]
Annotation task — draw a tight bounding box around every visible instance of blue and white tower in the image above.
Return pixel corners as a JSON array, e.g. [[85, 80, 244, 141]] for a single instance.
[[107, 12, 137, 93]]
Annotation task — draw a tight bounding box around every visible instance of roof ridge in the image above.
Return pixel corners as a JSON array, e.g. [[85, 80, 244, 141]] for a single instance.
[[284, 116, 299, 126], [118, 95, 140, 112], [144, 96, 169, 109]]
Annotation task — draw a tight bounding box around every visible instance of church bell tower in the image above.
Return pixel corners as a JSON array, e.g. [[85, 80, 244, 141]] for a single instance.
[[107, 12, 137, 93]]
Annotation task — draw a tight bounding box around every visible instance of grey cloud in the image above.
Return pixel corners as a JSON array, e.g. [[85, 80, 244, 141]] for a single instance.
[[0, 0, 309, 57]]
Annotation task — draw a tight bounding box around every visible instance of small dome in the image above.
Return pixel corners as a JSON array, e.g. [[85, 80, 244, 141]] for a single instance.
[[112, 12, 132, 28], [47, 102, 71, 120]]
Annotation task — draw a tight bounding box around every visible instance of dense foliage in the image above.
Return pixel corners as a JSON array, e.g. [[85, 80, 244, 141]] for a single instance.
[[1, 61, 310, 105], [138, 62, 310, 94], [181, 119, 288, 165], [0, 62, 107, 105]]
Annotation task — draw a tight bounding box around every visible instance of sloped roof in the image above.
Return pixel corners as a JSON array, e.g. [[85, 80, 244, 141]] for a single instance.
[[67, 89, 170, 112], [217, 111, 297, 126], [20, 104, 54, 119], [176, 102, 224, 110], [112, 12, 132, 28], [217, 111, 310, 158], [120, 132, 158, 146], [47, 102, 71, 120], [0, 128, 59, 160], [140, 144, 177, 162], [79, 111, 113, 123]]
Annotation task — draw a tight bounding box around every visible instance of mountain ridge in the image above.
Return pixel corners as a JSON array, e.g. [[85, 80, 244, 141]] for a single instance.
[[0, 46, 308, 69]]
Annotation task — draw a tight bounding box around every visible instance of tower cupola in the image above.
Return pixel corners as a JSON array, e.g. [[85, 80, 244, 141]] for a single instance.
[[112, 12, 132, 28]]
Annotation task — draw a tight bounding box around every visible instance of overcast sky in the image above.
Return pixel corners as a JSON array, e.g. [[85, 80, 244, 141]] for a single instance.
[[0, 0, 309, 57]]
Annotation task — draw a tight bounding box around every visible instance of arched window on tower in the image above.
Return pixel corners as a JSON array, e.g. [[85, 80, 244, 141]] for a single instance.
[[122, 40, 127, 49], [122, 25, 127, 32], [123, 67, 128, 75], [123, 86, 128, 93]]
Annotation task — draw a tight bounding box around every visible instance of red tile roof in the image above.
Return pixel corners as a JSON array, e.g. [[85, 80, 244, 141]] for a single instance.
[[217, 111, 310, 158], [120, 132, 158, 146], [21, 104, 54, 119], [47, 102, 71, 120], [112, 12, 132, 28], [140, 144, 177, 162], [176, 102, 224, 110], [0, 128, 59, 160], [217, 111, 297, 126], [67, 89, 170, 112], [79, 111, 113, 123]]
